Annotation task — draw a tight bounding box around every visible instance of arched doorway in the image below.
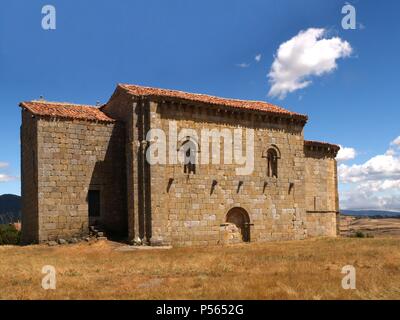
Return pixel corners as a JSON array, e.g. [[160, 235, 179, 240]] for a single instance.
[[226, 207, 251, 242]]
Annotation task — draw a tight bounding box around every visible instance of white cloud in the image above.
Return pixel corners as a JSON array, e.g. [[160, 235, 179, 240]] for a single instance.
[[268, 28, 352, 98], [236, 63, 250, 68], [356, 180, 400, 193], [341, 190, 400, 211], [255, 54, 262, 62], [384, 137, 400, 156], [0, 162, 9, 168], [336, 146, 356, 162], [339, 136, 400, 210], [0, 162, 17, 183], [0, 174, 16, 183], [339, 153, 400, 183], [391, 136, 400, 146]]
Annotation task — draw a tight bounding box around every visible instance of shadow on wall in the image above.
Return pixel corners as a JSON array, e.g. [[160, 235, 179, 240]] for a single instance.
[[88, 123, 127, 240]]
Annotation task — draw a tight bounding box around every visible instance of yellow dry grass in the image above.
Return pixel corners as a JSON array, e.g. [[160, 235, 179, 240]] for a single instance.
[[0, 237, 399, 300]]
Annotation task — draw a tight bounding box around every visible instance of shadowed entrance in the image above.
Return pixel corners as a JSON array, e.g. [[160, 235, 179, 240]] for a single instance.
[[226, 207, 251, 242]]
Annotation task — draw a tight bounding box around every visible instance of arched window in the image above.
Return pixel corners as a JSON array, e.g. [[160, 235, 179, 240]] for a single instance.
[[267, 148, 278, 178], [182, 139, 197, 174]]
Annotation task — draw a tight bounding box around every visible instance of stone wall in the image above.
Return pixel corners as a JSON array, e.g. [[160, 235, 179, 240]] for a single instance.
[[101, 88, 139, 242], [22, 91, 340, 245], [305, 211, 337, 237], [304, 146, 339, 237], [21, 111, 39, 244], [146, 101, 308, 246], [22, 114, 127, 243]]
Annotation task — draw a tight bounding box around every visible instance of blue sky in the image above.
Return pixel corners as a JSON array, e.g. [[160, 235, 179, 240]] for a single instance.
[[1, 0, 400, 210]]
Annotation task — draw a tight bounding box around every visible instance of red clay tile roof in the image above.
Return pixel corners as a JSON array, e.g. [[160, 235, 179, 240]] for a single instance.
[[304, 140, 340, 152], [19, 101, 115, 122], [118, 84, 308, 121]]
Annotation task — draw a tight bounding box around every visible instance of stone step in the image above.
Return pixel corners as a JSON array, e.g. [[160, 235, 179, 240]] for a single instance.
[[89, 225, 108, 240]]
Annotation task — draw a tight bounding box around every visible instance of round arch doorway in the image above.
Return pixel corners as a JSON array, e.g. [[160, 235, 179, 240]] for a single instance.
[[226, 207, 251, 242]]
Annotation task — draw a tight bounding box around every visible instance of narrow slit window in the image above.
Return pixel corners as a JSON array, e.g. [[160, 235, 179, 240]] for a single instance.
[[182, 140, 196, 174], [267, 149, 278, 178]]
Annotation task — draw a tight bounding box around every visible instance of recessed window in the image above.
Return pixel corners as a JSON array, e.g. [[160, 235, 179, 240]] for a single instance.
[[88, 190, 100, 217], [182, 139, 196, 174], [267, 148, 278, 178]]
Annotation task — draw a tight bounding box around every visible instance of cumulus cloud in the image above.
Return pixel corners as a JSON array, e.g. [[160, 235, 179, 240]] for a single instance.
[[341, 190, 400, 211], [339, 136, 400, 184], [336, 146, 356, 162], [268, 28, 352, 98], [255, 54, 262, 62], [356, 180, 400, 193], [339, 136, 400, 210], [391, 136, 400, 146], [339, 153, 400, 183]]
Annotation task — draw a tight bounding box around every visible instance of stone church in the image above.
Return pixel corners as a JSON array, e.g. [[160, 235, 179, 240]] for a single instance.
[[20, 84, 340, 245]]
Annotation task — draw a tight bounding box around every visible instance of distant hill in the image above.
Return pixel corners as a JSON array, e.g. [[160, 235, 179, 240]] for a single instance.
[[341, 209, 400, 218], [0, 194, 21, 224]]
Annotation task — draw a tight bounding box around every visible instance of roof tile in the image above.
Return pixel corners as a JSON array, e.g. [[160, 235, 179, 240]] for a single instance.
[[19, 101, 115, 122], [118, 84, 307, 120]]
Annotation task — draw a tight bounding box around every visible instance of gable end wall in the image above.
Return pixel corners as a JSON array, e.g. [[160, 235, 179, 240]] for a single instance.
[[304, 148, 339, 237], [22, 115, 127, 243]]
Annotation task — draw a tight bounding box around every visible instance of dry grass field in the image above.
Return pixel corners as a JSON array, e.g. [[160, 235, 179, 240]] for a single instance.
[[340, 216, 400, 237], [0, 237, 399, 300]]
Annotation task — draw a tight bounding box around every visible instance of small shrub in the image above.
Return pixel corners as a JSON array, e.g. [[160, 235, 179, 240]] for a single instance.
[[355, 231, 365, 238], [0, 224, 21, 245]]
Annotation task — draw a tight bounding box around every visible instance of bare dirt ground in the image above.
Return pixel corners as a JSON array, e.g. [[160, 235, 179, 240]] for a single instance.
[[0, 237, 399, 300], [340, 216, 400, 237]]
